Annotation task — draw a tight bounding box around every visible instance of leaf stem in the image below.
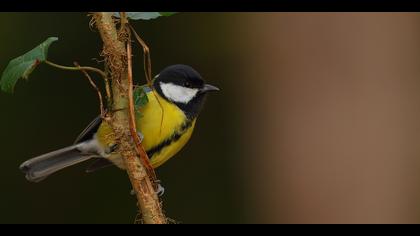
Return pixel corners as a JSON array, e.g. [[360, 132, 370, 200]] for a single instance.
[[45, 60, 107, 78]]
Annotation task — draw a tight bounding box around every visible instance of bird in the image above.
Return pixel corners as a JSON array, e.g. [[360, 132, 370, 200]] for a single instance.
[[19, 64, 219, 183]]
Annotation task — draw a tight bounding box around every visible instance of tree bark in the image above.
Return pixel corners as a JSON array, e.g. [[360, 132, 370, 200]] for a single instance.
[[93, 12, 166, 224]]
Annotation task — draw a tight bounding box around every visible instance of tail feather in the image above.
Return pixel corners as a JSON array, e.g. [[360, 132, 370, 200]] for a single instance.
[[19, 144, 96, 182]]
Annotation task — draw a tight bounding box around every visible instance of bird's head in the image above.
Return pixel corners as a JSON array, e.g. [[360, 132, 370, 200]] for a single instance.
[[153, 64, 219, 119]]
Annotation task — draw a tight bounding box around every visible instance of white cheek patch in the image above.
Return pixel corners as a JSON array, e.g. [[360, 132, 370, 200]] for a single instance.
[[160, 82, 199, 104]]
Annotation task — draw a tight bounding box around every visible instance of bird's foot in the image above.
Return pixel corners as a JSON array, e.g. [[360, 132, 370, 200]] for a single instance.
[[130, 180, 164, 197], [155, 180, 165, 197]]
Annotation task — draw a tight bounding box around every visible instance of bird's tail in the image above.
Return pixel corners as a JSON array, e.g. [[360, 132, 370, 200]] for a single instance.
[[19, 142, 97, 183]]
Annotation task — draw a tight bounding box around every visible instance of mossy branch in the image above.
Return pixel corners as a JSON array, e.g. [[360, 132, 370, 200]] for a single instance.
[[92, 12, 167, 224]]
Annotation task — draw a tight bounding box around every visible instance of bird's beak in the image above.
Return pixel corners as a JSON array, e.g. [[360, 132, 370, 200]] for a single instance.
[[201, 84, 220, 93]]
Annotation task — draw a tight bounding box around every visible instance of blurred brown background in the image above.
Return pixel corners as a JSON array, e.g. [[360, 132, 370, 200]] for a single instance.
[[1, 13, 420, 223]]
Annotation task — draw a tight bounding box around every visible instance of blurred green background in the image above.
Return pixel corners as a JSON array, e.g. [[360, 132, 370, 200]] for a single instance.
[[3, 13, 420, 224], [0, 12, 241, 223]]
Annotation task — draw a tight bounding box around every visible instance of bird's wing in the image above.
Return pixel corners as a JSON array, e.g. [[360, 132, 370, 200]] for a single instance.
[[79, 85, 153, 172], [73, 115, 103, 144]]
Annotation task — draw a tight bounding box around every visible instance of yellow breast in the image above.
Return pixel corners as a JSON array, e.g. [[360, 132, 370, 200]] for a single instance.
[[137, 90, 196, 167], [96, 89, 196, 168]]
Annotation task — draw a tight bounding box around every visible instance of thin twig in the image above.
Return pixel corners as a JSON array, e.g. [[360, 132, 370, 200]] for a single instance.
[[45, 60, 111, 101], [74, 62, 105, 118], [129, 25, 152, 85], [45, 60, 106, 78], [130, 25, 165, 135], [126, 30, 157, 182], [101, 64, 112, 103], [103, 74, 112, 105]]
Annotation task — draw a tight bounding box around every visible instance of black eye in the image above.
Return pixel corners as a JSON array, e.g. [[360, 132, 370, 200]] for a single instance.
[[184, 81, 191, 88]]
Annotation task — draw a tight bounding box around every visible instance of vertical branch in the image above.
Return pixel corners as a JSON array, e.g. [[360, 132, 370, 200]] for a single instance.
[[93, 12, 166, 224]]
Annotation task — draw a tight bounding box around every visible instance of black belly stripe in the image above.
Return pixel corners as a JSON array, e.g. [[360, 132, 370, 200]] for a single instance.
[[146, 119, 194, 158]]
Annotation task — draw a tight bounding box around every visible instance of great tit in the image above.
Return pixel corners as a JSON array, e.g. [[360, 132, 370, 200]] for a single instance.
[[19, 64, 219, 182]]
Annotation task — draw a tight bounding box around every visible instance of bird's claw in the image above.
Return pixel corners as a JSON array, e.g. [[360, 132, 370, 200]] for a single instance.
[[130, 181, 165, 197], [155, 180, 165, 197]]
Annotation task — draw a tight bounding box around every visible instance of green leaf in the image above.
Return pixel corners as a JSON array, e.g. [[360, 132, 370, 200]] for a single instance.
[[114, 12, 177, 20], [0, 37, 58, 93], [133, 85, 149, 117]]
